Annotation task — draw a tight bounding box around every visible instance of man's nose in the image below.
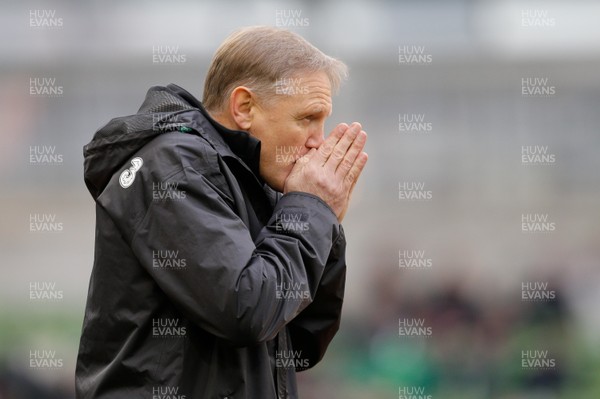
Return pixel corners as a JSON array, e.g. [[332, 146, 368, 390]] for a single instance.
[[305, 127, 325, 149]]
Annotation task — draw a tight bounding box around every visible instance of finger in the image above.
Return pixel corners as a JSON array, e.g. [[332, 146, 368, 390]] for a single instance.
[[324, 122, 361, 171], [336, 130, 367, 176], [338, 151, 368, 222], [315, 123, 349, 163], [344, 151, 368, 189]]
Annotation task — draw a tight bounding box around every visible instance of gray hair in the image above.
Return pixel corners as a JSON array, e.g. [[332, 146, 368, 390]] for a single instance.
[[202, 26, 348, 112]]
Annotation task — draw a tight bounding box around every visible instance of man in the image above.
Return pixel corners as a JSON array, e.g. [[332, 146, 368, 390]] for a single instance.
[[76, 26, 367, 398]]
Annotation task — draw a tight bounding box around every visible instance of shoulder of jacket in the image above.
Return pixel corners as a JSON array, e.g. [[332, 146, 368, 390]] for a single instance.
[[136, 131, 235, 205], [138, 131, 223, 177]]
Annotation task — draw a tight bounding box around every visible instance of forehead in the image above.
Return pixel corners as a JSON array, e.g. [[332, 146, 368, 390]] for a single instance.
[[274, 71, 332, 114]]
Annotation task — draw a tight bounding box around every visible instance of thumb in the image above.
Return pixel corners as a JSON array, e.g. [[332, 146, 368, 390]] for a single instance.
[[295, 147, 317, 165]]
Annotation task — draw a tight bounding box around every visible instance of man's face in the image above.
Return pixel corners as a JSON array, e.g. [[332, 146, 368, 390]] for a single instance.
[[249, 71, 332, 192]]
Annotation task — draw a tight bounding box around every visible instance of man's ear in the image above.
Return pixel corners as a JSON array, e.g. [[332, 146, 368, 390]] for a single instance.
[[229, 86, 254, 131]]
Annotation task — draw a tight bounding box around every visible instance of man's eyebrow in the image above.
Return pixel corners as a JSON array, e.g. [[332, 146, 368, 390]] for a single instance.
[[304, 104, 330, 116]]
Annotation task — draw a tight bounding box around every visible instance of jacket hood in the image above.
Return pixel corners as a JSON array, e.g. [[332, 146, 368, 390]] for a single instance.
[[83, 84, 206, 200]]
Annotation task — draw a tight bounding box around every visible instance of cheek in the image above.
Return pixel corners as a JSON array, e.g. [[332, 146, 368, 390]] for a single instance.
[[285, 122, 311, 147], [256, 119, 308, 171], [270, 125, 304, 154]]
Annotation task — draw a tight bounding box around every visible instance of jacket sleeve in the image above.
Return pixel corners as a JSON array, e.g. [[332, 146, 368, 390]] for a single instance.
[[126, 164, 341, 346], [287, 226, 346, 370]]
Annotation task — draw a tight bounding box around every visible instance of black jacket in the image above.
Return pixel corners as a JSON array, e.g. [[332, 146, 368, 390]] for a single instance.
[[75, 84, 346, 398]]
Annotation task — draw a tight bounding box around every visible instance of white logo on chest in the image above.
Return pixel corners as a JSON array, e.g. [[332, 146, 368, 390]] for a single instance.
[[119, 157, 143, 188]]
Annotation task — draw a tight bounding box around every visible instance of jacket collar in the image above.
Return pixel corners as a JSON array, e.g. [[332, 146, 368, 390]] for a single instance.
[[166, 84, 262, 179], [167, 84, 282, 219], [166, 84, 281, 208]]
